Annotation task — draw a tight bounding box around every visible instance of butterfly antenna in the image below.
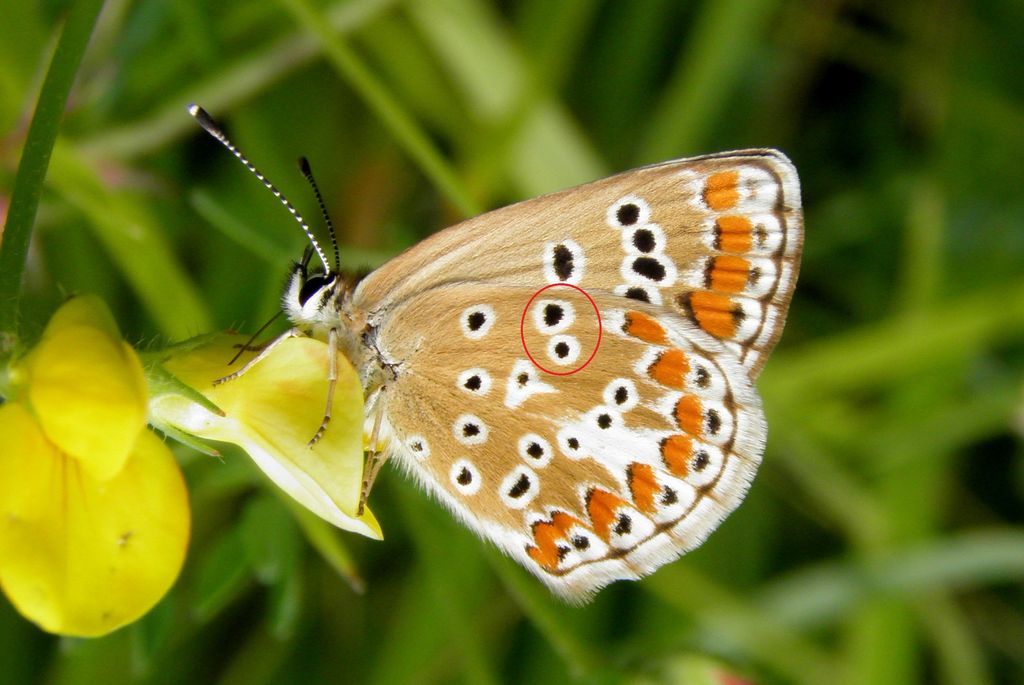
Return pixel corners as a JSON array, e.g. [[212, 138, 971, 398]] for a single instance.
[[187, 104, 331, 273], [298, 157, 341, 274]]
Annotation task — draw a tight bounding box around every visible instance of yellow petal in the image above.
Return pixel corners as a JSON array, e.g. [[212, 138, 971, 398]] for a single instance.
[[152, 334, 381, 539], [25, 296, 148, 480], [0, 404, 190, 637]]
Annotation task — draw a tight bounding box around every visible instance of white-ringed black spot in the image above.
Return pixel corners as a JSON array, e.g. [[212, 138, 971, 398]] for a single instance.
[[661, 487, 678, 506], [556, 429, 584, 459], [405, 435, 430, 461], [632, 256, 666, 282], [608, 196, 650, 228], [450, 459, 481, 495], [517, 373, 529, 386], [552, 244, 574, 281], [625, 287, 650, 303], [596, 413, 612, 429], [694, 367, 711, 389], [603, 378, 639, 412], [693, 451, 710, 472], [454, 414, 488, 445], [518, 433, 553, 467], [458, 368, 492, 396], [632, 228, 656, 252], [617, 203, 640, 226], [706, 409, 722, 436], [508, 473, 531, 498], [544, 303, 564, 327], [571, 535, 589, 550], [461, 304, 495, 339], [547, 334, 581, 365], [543, 240, 585, 284], [500, 466, 539, 508], [614, 514, 632, 536], [556, 545, 571, 561]]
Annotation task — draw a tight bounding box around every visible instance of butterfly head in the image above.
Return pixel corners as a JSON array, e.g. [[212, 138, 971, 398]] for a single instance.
[[282, 246, 346, 329]]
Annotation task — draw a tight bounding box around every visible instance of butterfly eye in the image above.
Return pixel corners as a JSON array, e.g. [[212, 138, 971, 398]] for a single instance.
[[298, 275, 330, 305]]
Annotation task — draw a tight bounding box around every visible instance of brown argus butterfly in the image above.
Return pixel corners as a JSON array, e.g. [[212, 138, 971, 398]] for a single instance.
[[189, 105, 802, 600]]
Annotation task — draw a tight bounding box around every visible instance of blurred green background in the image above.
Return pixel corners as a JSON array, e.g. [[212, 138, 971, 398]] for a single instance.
[[2, 0, 1023, 683]]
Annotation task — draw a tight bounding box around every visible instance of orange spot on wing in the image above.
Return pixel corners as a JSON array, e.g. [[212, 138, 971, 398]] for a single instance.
[[704, 171, 740, 210], [587, 489, 628, 541], [551, 512, 583, 533], [648, 348, 690, 389], [527, 513, 587, 571], [628, 463, 659, 513], [709, 256, 750, 293], [662, 434, 693, 476], [624, 311, 668, 345], [687, 291, 738, 339], [716, 215, 753, 253], [527, 521, 562, 571], [675, 395, 703, 436]]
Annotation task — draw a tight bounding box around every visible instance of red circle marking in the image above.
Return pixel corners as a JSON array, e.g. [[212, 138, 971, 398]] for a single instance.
[[519, 283, 603, 376]]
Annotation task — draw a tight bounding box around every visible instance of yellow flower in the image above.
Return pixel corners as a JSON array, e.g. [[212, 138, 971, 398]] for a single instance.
[[150, 334, 381, 540], [0, 295, 190, 637]]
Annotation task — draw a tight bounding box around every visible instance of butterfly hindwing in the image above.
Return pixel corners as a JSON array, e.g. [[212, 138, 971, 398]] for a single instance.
[[373, 284, 765, 599]]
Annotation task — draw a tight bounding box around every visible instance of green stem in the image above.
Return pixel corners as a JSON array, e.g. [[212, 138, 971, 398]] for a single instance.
[[0, 0, 106, 355]]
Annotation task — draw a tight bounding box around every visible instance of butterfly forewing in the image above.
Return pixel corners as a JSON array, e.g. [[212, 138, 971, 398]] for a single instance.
[[355, 149, 802, 379]]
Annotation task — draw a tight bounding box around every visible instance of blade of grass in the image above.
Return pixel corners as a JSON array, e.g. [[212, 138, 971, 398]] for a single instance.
[[484, 549, 604, 680], [762, 278, 1024, 402], [277, 0, 482, 217], [757, 528, 1024, 629], [77, 0, 396, 161], [392, 485, 499, 685], [283, 497, 365, 595], [637, 0, 781, 161], [0, 0, 105, 354], [642, 563, 835, 685], [46, 143, 212, 338], [405, 0, 607, 196]]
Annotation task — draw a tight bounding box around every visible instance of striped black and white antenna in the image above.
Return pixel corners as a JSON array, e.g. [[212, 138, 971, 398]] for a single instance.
[[299, 156, 341, 274], [187, 104, 331, 274]]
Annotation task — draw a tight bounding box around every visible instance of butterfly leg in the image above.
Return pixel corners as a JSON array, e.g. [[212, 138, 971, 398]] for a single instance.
[[357, 390, 388, 516], [214, 327, 302, 385], [307, 327, 339, 447]]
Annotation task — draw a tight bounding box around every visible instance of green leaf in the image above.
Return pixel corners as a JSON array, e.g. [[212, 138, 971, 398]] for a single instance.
[[192, 525, 252, 622], [240, 495, 300, 585]]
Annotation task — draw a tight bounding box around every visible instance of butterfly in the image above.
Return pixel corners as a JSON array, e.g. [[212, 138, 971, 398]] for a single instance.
[[189, 105, 802, 600]]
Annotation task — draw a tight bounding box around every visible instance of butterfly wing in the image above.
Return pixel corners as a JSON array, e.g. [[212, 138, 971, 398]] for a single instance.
[[353, 149, 801, 598], [372, 283, 765, 599], [354, 149, 802, 378]]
